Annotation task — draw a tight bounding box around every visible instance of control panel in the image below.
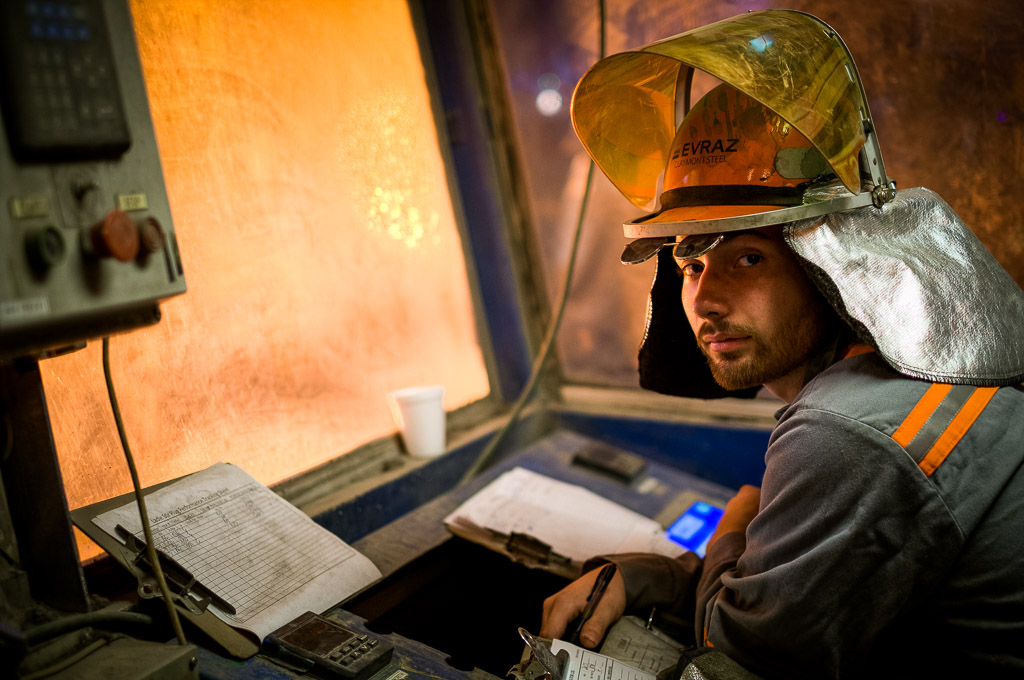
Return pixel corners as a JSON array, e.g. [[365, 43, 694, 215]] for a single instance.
[[0, 0, 186, 359]]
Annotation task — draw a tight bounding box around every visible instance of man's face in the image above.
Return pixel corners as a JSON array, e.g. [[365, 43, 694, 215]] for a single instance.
[[678, 227, 834, 395]]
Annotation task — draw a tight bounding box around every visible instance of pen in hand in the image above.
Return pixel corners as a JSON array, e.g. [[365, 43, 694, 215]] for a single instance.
[[567, 562, 617, 646]]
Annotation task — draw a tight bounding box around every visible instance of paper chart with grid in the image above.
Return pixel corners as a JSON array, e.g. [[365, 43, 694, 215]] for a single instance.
[[93, 462, 382, 640]]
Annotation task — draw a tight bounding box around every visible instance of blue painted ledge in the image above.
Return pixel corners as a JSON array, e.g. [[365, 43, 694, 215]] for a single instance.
[[312, 409, 771, 546]]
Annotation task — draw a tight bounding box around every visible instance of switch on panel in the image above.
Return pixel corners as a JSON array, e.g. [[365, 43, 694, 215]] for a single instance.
[[24, 225, 66, 273], [84, 209, 139, 262]]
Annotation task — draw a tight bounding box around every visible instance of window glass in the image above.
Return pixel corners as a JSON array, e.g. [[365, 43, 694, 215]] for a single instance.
[[42, 0, 489, 560], [489, 0, 1024, 387]]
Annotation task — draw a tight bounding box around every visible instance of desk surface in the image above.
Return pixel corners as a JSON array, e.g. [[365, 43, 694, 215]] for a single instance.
[[353, 429, 734, 579], [197, 429, 736, 680]]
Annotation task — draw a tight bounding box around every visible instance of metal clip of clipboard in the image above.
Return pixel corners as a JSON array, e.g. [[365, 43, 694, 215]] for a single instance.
[[505, 532, 573, 573], [69, 482, 260, 660], [115, 524, 236, 617], [508, 628, 569, 680]]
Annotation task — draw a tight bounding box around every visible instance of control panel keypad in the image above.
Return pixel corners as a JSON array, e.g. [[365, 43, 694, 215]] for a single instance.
[[0, 0, 131, 161]]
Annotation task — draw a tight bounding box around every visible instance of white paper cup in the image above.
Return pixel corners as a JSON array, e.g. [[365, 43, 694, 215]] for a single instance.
[[388, 385, 446, 458]]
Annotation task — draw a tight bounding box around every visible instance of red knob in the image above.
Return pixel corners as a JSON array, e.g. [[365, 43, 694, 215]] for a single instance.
[[89, 209, 139, 262]]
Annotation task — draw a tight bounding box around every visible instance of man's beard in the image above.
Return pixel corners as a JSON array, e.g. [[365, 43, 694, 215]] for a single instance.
[[696, 312, 830, 391]]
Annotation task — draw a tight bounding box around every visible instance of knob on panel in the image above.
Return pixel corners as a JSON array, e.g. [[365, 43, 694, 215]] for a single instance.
[[87, 209, 139, 262], [25, 225, 66, 272], [137, 216, 165, 254]]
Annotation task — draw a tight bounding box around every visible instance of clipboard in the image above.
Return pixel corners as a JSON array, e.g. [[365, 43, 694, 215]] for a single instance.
[[73, 462, 383, 663], [71, 474, 261, 660], [509, 616, 686, 680], [443, 467, 692, 580]]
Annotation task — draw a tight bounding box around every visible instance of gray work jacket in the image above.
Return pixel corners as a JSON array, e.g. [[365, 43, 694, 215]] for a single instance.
[[607, 352, 1024, 678]]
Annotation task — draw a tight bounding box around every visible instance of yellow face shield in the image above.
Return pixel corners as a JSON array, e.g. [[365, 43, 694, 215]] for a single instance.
[[571, 10, 895, 241]]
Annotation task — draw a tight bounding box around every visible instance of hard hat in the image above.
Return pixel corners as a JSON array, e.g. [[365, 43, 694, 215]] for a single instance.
[[571, 9, 897, 264], [639, 83, 833, 252]]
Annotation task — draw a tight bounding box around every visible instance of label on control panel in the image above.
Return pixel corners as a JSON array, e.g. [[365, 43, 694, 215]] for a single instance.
[[1, 297, 51, 322], [9, 196, 50, 218], [116, 192, 148, 211]]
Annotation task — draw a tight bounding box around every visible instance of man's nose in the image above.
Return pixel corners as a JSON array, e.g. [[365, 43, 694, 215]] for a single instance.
[[691, 266, 731, 319]]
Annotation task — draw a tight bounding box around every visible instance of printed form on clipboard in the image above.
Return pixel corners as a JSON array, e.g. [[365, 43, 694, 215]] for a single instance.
[[444, 467, 684, 578], [91, 462, 381, 643], [553, 639, 658, 680]]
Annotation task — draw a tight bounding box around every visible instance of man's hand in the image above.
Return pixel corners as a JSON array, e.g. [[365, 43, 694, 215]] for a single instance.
[[708, 484, 761, 550], [539, 564, 626, 648]]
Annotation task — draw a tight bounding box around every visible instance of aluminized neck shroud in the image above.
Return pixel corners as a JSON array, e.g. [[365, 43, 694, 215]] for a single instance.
[[787, 188, 1024, 387]]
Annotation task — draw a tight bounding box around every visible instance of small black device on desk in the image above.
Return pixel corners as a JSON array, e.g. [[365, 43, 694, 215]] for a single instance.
[[264, 611, 394, 680], [571, 442, 647, 483]]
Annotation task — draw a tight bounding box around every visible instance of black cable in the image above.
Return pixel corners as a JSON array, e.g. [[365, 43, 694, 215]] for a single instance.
[[20, 638, 109, 680], [25, 611, 154, 646], [102, 337, 187, 646], [460, 0, 606, 484]]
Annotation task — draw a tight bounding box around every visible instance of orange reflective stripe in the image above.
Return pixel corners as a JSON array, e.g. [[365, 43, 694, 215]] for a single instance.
[[840, 343, 875, 360], [918, 386, 999, 476], [892, 383, 953, 448]]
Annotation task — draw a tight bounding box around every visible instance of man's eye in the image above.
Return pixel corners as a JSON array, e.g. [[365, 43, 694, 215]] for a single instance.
[[680, 261, 704, 277], [738, 254, 762, 267]]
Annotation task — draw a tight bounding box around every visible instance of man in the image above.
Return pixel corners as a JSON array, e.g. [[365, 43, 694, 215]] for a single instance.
[[540, 10, 1024, 678]]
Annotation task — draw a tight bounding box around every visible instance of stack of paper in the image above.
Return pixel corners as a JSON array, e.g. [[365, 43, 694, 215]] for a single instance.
[[444, 467, 683, 575]]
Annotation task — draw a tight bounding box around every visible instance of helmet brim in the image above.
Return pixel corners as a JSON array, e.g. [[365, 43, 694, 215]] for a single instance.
[[624, 182, 877, 238], [636, 203, 782, 225]]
